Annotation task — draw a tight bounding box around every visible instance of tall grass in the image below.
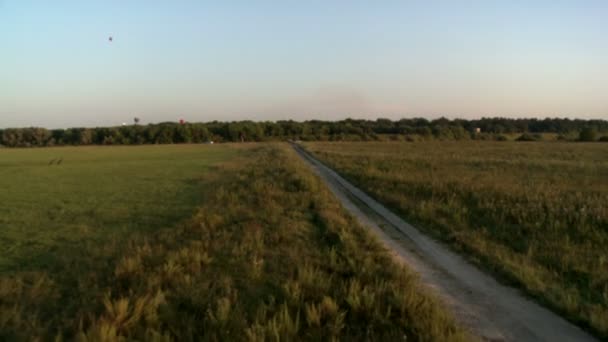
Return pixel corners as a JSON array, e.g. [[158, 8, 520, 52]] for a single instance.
[[304, 140, 608, 338], [0, 144, 467, 341]]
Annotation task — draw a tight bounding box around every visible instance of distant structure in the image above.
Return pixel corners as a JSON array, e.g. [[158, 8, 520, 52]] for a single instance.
[[179, 119, 185, 125], [474, 127, 481, 134]]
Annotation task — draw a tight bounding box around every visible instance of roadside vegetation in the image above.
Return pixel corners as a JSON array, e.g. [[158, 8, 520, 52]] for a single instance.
[[304, 141, 608, 338], [0, 144, 467, 341]]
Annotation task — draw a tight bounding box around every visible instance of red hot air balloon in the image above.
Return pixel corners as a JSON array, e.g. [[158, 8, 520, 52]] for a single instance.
[[179, 119, 185, 125]]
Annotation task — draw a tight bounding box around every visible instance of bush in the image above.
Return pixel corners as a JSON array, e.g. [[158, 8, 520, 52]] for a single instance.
[[516, 133, 541, 141], [495, 135, 509, 141], [471, 133, 485, 140], [579, 127, 597, 142], [599, 136, 608, 142]]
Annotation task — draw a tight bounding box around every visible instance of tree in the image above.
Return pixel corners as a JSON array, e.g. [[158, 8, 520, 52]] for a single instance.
[[174, 124, 193, 143], [25, 127, 51, 146], [78, 129, 94, 145], [1, 129, 23, 147], [155, 124, 174, 144], [1, 118, 608, 147]]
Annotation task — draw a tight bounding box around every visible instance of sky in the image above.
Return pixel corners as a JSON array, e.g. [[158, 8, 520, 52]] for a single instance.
[[1, 1, 607, 128]]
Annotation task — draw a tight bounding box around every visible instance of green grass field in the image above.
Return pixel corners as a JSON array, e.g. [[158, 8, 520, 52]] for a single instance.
[[0, 144, 466, 340], [0, 145, 238, 272], [304, 140, 608, 337]]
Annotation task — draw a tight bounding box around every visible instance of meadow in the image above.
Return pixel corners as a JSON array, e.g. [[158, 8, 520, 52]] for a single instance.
[[0, 145, 237, 273], [303, 141, 608, 338], [0, 144, 466, 341]]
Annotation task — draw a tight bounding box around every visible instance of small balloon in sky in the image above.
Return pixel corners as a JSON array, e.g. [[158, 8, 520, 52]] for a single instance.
[[108, 36, 113, 42]]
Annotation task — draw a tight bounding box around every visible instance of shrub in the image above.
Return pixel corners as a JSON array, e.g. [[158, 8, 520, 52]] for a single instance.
[[579, 127, 597, 142], [516, 133, 541, 141], [404, 135, 417, 142]]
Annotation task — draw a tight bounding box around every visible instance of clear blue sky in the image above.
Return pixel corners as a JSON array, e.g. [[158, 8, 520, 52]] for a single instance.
[[1, 1, 607, 128]]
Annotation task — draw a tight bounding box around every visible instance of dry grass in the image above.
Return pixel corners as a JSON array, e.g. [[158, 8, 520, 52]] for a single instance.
[[303, 140, 608, 338], [0, 144, 467, 341]]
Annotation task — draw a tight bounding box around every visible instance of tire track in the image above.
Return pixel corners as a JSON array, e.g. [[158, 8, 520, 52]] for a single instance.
[[293, 143, 595, 342]]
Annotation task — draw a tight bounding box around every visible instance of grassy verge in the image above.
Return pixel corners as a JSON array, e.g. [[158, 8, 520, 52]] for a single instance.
[[303, 141, 608, 338], [0, 144, 466, 341]]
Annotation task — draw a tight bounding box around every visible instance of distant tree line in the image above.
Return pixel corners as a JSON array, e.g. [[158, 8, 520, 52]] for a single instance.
[[1, 117, 607, 147]]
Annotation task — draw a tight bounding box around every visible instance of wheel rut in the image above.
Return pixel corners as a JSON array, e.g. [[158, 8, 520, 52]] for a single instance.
[[293, 144, 595, 342]]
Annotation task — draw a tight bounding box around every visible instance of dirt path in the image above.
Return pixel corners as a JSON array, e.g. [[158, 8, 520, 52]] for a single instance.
[[293, 144, 596, 342]]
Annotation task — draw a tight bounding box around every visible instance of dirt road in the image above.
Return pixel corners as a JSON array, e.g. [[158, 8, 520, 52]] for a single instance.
[[293, 144, 595, 342]]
